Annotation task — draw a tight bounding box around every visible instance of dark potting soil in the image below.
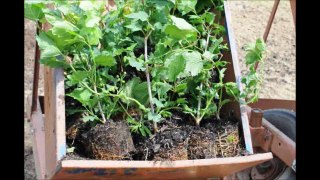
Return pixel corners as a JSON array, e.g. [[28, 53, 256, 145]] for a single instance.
[[65, 110, 246, 161]]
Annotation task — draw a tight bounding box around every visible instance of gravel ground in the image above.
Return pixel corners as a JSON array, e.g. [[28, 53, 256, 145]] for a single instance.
[[24, 1, 295, 179]]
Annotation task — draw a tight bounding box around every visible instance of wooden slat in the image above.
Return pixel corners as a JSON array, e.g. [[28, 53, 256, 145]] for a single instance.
[[249, 98, 296, 112], [44, 67, 66, 179], [26, 95, 32, 121], [52, 153, 273, 179], [30, 97, 46, 179], [223, 1, 254, 154]]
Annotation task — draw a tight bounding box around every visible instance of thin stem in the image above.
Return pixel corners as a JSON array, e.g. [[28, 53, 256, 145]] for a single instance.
[[197, 83, 203, 121], [144, 31, 158, 132], [217, 86, 223, 120], [158, 107, 182, 114], [195, 29, 212, 126], [94, 85, 107, 123], [107, 94, 147, 112]]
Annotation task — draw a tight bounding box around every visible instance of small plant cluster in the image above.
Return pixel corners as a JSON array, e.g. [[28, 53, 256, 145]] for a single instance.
[[25, 0, 265, 137]]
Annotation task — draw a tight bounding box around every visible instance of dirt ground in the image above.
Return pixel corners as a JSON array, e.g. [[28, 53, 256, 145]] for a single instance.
[[24, 1, 295, 179]]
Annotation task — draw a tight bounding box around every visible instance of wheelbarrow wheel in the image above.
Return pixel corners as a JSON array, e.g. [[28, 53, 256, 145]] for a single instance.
[[250, 109, 296, 180]]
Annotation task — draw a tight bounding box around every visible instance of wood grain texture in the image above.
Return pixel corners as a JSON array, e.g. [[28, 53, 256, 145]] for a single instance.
[[52, 153, 273, 179], [44, 67, 66, 179], [223, 1, 253, 154], [30, 98, 46, 179]]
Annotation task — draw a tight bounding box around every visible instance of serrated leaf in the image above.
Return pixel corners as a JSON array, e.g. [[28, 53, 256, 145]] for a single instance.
[[126, 11, 149, 21], [202, 51, 215, 60], [94, 53, 116, 67], [45, 14, 79, 32], [40, 57, 68, 68], [123, 77, 149, 105], [176, 0, 197, 15], [165, 16, 197, 40], [153, 97, 164, 108], [127, 56, 146, 71], [174, 83, 187, 93], [68, 71, 89, 85], [125, 21, 143, 32], [245, 51, 260, 65], [133, 82, 149, 105], [170, 15, 196, 31], [36, 32, 61, 58], [24, 3, 45, 21], [85, 14, 100, 27], [82, 116, 96, 122], [148, 112, 161, 122], [183, 51, 203, 76], [153, 82, 172, 97], [68, 88, 92, 105], [164, 53, 186, 82], [80, 27, 102, 45]]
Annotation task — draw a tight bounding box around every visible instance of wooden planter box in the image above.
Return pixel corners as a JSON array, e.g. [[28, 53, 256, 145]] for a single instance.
[[28, 1, 273, 179]]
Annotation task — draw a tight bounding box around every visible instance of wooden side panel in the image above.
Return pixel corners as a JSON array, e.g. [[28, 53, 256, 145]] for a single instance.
[[44, 67, 66, 179], [222, 1, 253, 154], [30, 98, 46, 179], [52, 153, 272, 179], [248, 98, 296, 112]]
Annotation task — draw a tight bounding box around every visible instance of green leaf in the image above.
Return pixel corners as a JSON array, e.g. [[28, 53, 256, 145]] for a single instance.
[[170, 15, 196, 31], [123, 78, 149, 105], [164, 16, 197, 40], [220, 99, 231, 106], [245, 51, 260, 65], [45, 14, 79, 32], [94, 53, 116, 67], [153, 82, 172, 97], [139, 127, 146, 137], [202, 12, 215, 24], [82, 116, 96, 122], [176, 98, 187, 104], [176, 0, 197, 15], [164, 53, 186, 82], [40, 57, 68, 68], [245, 38, 266, 65], [125, 21, 143, 32], [174, 83, 187, 93], [127, 56, 146, 71], [68, 88, 92, 105], [202, 51, 215, 60], [148, 112, 161, 122], [67, 147, 75, 153], [143, 125, 152, 136], [68, 71, 89, 85], [183, 51, 203, 76], [24, 3, 45, 21], [126, 11, 149, 22], [153, 97, 164, 108], [36, 32, 61, 58], [133, 82, 149, 105], [85, 13, 100, 28], [79, 1, 94, 11], [80, 27, 102, 45]]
